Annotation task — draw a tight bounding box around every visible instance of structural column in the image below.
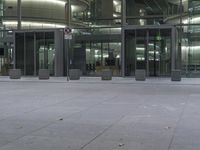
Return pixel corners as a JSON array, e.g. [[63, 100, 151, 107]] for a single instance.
[[171, 27, 176, 71], [17, 0, 22, 30], [34, 33, 36, 76], [121, 0, 126, 77], [0, 0, 3, 26], [13, 32, 16, 69], [64, 0, 71, 26], [146, 30, 149, 76], [64, 0, 71, 79], [177, 0, 183, 70], [55, 30, 64, 76]]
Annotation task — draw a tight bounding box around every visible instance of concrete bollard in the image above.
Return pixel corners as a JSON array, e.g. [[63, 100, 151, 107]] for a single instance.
[[69, 69, 80, 80], [39, 69, 50, 80], [135, 69, 146, 81], [171, 70, 181, 81], [9, 69, 21, 79], [101, 69, 112, 80]]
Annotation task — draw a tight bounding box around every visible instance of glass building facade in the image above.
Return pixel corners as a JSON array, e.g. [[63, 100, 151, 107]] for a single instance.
[[182, 0, 200, 77], [0, 0, 200, 77]]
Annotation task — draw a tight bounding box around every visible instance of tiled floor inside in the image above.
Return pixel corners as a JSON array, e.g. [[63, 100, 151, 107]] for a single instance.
[[0, 77, 200, 150]]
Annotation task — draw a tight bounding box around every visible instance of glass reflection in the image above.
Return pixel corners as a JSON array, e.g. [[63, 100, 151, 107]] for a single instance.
[[72, 42, 121, 76]]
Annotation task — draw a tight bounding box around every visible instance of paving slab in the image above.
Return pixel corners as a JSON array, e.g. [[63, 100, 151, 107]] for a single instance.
[[0, 77, 200, 150]]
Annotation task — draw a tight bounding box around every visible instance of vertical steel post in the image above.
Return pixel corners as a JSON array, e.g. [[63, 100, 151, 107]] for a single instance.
[[121, 0, 126, 77], [0, 0, 3, 26], [178, 0, 183, 70], [17, 0, 21, 30], [146, 30, 149, 76], [13, 31, 16, 69], [34, 32, 37, 76], [171, 27, 176, 71], [65, 0, 71, 81], [24, 33, 26, 75]]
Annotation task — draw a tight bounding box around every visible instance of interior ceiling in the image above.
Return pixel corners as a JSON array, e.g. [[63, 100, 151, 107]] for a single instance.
[[142, 0, 169, 14], [135, 0, 188, 14]]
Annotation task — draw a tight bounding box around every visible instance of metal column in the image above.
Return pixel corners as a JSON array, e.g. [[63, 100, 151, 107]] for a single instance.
[[17, 0, 21, 30], [146, 30, 149, 77], [122, 0, 126, 26], [64, 0, 71, 80], [177, 0, 183, 70], [121, 0, 126, 77], [34, 32, 36, 76], [171, 27, 176, 71], [24, 33, 26, 75], [67, 0, 71, 26], [13, 32, 16, 69], [55, 30, 64, 76]]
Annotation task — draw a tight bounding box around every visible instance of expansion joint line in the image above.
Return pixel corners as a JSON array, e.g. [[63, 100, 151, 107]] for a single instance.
[[79, 115, 126, 150], [167, 96, 190, 150]]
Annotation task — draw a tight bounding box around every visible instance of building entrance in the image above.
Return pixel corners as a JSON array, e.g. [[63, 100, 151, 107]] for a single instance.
[[125, 26, 174, 77], [14, 29, 64, 76]]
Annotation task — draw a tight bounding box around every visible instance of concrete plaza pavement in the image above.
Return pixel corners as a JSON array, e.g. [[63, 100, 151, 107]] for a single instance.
[[0, 77, 200, 150]]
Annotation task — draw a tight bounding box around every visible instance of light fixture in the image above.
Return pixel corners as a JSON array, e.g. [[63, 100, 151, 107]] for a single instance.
[[113, 0, 118, 6], [3, 20, 66, 28], [113, 14, 118, 18], [136, 47, 145, 51], [7, 0, 66, 6], [86, 49, 90, 52], [71, 5, 76, 12]]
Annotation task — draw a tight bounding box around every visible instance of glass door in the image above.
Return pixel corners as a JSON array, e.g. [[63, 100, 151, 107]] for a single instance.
[[148, 29, 161, 76], [159, 29, 171, 76], [125, 27, 172, 77], [147, 29, 171, 77], [36, 32, 55, 76]]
